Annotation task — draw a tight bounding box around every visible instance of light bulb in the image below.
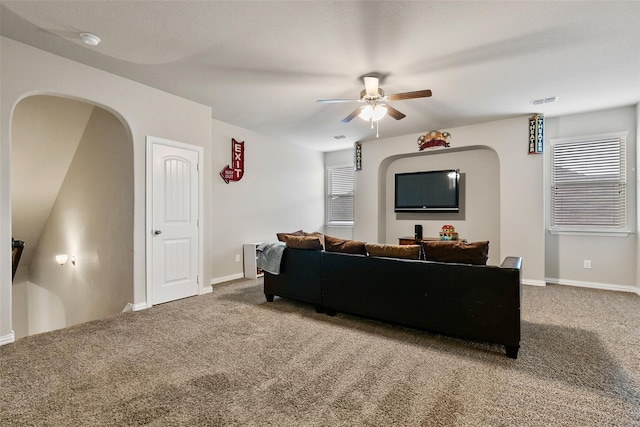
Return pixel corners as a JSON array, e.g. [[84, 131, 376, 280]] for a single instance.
[[55, 254, 69, 265], [359, 104, 387, 122]]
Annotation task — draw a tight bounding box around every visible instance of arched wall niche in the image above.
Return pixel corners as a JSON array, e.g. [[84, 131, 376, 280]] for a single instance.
[[377, 146, 501, 264], [11, 94, 134, 338]]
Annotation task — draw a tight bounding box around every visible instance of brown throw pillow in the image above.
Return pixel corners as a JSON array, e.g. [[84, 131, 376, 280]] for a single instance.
[[276, 229, 304, 242], [365, 243, 420, 260], [304, 232, 325, 249], [324, 235, 367, 255], [282, 235, 323, 250], [421, 240, 489, 265]]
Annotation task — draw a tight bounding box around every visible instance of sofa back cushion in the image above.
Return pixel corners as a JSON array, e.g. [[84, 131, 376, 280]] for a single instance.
[[365, 243, 420, 260], [421, 240, 489, 265], [282, 234, 324, 250], [276, 230, 305, 242], [324, 235, 367, 255]]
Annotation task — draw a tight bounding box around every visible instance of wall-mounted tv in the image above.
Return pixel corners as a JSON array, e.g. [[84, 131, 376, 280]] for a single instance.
[[394, 169, 460, 213]]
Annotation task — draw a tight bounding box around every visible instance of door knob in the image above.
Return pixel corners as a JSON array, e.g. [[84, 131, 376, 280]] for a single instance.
[[153, 229, 162, 235]]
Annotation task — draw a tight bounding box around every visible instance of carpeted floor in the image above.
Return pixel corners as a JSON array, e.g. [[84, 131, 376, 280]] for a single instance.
[[1, 279, 639, 426]]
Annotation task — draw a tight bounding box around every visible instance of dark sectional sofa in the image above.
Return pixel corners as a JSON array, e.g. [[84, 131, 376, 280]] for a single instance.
[[264, 247, 522, 359]]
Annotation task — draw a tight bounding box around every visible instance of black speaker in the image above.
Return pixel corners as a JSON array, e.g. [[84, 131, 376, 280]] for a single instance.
[[414, 224, 423, 240]]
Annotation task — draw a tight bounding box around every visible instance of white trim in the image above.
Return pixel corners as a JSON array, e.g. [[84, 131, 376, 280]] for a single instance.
[[211, 273, 244, 285], [0, 331, 15, 346], [545, 277, 640, 295], [522, 279, 546, 287], [199, 285, 213, 295], [549, 229, 632, 237], [146, 136, 204, 307], [550, 130, 629, 145], [132, 302, 149, 311]]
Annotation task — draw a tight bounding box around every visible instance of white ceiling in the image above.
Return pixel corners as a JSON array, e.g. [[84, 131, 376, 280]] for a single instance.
[[2, 1, 639, 152]]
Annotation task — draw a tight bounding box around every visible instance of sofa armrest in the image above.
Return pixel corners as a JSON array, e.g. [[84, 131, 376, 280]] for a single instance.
[[500, 256, 522, 270]]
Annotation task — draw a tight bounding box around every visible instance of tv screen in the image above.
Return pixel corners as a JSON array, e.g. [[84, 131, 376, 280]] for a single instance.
[[394, 169, 460, 213]]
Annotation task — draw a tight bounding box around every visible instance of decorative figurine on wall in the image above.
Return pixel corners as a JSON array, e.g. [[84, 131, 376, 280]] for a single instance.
[[220, 138, 245, 183], [418, 130, 451, 151]]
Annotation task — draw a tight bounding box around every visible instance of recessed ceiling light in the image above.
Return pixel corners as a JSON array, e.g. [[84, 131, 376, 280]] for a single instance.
[[80, 32, 101, 46], [530, 96, 558, 106]]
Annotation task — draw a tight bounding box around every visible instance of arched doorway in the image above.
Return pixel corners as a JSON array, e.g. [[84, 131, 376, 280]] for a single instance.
[[11, 95, 134, 338]]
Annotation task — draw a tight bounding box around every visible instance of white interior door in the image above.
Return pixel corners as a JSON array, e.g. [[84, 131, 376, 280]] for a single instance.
[[149, 137, 201, 305]]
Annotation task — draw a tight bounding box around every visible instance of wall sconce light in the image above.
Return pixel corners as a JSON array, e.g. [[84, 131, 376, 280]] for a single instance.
[[56, 254, 69, 266]]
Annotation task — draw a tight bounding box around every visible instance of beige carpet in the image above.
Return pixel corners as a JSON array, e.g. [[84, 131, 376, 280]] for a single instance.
[[1, 279, 639, 426]]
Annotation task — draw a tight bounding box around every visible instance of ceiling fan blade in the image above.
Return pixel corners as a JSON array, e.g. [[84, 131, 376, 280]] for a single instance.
[[363, 76, 379, 97], [386, 105, 406, 120], [341, 107, 364, 123], [316, 98, 361, 103], [386, 89, 432, 101]]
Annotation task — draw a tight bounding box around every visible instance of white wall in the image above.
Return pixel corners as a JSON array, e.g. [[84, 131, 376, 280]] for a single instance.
[[210, 119, 325, 283], [545, 105, 638, 291], [354, 116, 545, 285], [1, 37, 212, 344]]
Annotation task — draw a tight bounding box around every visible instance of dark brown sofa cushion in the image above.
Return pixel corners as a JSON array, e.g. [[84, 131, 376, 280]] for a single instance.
[[282, 235, 323, 250], [365, 243, 420, 260], [324, 235, 367, 255], [421, 240, 489, 265]]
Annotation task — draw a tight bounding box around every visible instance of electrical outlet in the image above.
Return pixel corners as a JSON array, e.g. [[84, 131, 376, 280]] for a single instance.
[[583, 260, 591, 269], [235, 254, 240, 263]]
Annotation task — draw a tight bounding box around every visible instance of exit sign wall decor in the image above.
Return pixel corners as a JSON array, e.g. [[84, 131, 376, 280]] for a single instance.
[[220, 138, 245, 183]]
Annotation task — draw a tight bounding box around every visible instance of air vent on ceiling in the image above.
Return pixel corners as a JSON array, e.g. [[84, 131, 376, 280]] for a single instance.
[[333, 135, 347, 140], [531, 96, 558, 106]]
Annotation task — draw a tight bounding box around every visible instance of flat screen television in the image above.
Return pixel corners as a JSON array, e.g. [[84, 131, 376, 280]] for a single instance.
[[394, 169, 460, 213]]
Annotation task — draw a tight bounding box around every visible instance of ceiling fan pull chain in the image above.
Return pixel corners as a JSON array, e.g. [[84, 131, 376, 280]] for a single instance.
[[376, 119, 380, 138]]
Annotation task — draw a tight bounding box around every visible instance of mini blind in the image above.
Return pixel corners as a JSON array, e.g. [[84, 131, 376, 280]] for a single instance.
[[327, 166, 354, 223], [551, 133, 626, 229]]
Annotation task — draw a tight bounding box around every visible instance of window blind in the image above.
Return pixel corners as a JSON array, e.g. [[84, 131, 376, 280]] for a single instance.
[[327, 166, 354, 224], [551, 134, 626, 230]]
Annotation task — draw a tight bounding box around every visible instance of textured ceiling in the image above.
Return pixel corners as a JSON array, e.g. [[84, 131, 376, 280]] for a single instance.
[[2, 1, 639, 152]]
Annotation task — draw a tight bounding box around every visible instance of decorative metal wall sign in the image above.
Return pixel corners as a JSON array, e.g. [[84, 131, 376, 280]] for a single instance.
[[528, 114, 544, 154], [220, 138, 245, 183], [354, 142, 362, 171]]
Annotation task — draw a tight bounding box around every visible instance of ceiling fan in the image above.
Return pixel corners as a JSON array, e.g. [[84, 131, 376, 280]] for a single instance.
[[316, 75, 432, 136]]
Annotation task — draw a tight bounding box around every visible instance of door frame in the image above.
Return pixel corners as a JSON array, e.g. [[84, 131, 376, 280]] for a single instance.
[[145, 136, 204, 308]]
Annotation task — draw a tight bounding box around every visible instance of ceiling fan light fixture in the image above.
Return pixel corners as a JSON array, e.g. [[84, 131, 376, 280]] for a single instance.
[[363, 76, 379, 97], [359, 104, 387, 122]]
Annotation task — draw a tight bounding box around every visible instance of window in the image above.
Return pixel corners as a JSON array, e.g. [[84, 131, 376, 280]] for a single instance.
[[550, 132, 627, 232], [327, 165, 354, 225]]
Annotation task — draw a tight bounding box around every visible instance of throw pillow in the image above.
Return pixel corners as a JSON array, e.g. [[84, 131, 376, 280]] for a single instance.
[[276, 229, 304, 242], [365, 243, 420, 260], [304, 231, 326, 249], [282, 235, 323, 250], [421, 240, 489, 265], [324, 235, 367, 255]]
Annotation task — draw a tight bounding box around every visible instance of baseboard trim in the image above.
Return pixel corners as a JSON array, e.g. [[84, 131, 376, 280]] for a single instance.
[[200, 285, 213, 295], [0, 331, 16, 346], [211, 273, 244, 285], [545, 277, 640, 295], [522, 279, 546, 287], [131, 302, 149, 311]]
